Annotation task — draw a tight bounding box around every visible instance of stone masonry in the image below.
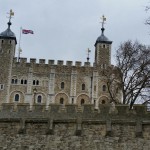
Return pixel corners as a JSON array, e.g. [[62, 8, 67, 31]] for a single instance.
[[0, 104, 149, 150]]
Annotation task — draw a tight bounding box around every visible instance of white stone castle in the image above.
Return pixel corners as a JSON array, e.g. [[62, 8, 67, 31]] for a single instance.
[[0, 15, 122, 107]]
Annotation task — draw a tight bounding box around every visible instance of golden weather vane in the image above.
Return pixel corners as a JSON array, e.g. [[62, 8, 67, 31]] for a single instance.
[[7, 9, 14, 22], [101, 15, 106, 28]]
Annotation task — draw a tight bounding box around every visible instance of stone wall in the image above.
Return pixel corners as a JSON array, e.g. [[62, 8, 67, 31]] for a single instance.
[[9, 58, 122, 106], [0, 104, 149, 149]]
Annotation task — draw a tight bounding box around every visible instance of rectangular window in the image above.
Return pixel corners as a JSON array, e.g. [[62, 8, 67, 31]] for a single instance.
[[0, 84, 4, 90], [94, 86, 96, 91]]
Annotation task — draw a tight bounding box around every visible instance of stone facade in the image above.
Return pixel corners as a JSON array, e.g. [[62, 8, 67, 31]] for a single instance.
[[0, 104, 149, 149], [0, 20, 122, 107]]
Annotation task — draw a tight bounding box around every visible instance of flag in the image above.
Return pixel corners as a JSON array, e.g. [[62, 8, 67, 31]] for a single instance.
[[22, 29, 34, 34]]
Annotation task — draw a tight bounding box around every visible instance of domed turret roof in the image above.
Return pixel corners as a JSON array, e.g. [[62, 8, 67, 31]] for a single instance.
[[95, 28, 112, 46], [0, 22, 17, 44], [96, 34, 109, 42], [0, 27, 16, 38]]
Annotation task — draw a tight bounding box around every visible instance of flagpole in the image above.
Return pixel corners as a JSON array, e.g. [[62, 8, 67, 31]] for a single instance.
[[18, 27, 22, 62], [87, 48, 91, 62]]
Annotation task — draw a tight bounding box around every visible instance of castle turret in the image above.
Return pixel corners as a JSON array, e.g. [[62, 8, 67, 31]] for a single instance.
[[0, 10, 17, 103], [94, 16, 112, 68]]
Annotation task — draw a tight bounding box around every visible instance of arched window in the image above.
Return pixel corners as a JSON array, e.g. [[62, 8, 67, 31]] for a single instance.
[[0, 84, 4, 90], [37, 95, 42, 103], [61, 82, 64, 89], [24, 80, 27, 84], [36, 80, 39, 85], [72, 98, 74, 104], [11, 78, 18, 84], [82, 84, 85, 90], [102, 85, 106, 91], [11, 79, 14, 84], [81, 99, 85, 105], [21, 79, 27, 85], [60, 98, 64, 104], [21, 79, 24, 84], [102, 100, 106, 104], [33, 80, 39, 85], [33, 80, 36, 85], [94, 86, 96, 91], [14, 94, 19, 102], [94, 100, 96, 106]]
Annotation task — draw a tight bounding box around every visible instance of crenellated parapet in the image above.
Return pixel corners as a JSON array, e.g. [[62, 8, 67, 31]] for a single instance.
[[20, 58, 27, 63], [13, 57, 92, 67], [30, 58, 36, 64], [0, 103, 149, 119], [66, 61, 73, 66], [12, 57, 119, 73], [0, 103, 149, 137]]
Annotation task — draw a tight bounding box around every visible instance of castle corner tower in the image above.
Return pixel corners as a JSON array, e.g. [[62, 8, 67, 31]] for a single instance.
[[94, 16, 112, 68], [0, 10, 17, 103]]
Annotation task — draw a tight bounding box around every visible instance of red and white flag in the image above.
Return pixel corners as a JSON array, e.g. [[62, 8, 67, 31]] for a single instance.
[[22, 29, 34, 34]]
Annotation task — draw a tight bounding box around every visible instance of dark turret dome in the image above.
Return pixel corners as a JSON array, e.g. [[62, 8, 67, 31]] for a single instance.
[[0, 28, 16, 38], [0, 22, 17, 44], [95, 27, 112, 46]]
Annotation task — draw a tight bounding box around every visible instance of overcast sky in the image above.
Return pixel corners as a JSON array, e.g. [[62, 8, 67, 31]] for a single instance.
[[1, 0, 149, 65]]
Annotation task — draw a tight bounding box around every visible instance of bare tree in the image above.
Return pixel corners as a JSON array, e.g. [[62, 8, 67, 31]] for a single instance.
[[102, 66, 122, 104], [116, 41, 150, 109]]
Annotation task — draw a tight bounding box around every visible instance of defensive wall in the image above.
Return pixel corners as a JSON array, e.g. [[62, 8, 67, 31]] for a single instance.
[[0, 103, 149, 149], [12, 57, 119, 75], [14, 57, 92, 67], [14, 57, 118, 69]]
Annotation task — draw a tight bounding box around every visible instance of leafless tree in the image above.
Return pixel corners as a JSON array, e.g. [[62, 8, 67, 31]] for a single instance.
[[116, 41, 150, 109], [102, 66, 122, 104]]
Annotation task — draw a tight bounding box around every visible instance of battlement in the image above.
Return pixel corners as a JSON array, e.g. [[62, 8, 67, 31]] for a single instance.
[[0, 103, 149, 137], [13, 57, 93, 67], [0, 103, 149, 120], [20, 58, 27, 63], [0, 103, 149, 149]]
